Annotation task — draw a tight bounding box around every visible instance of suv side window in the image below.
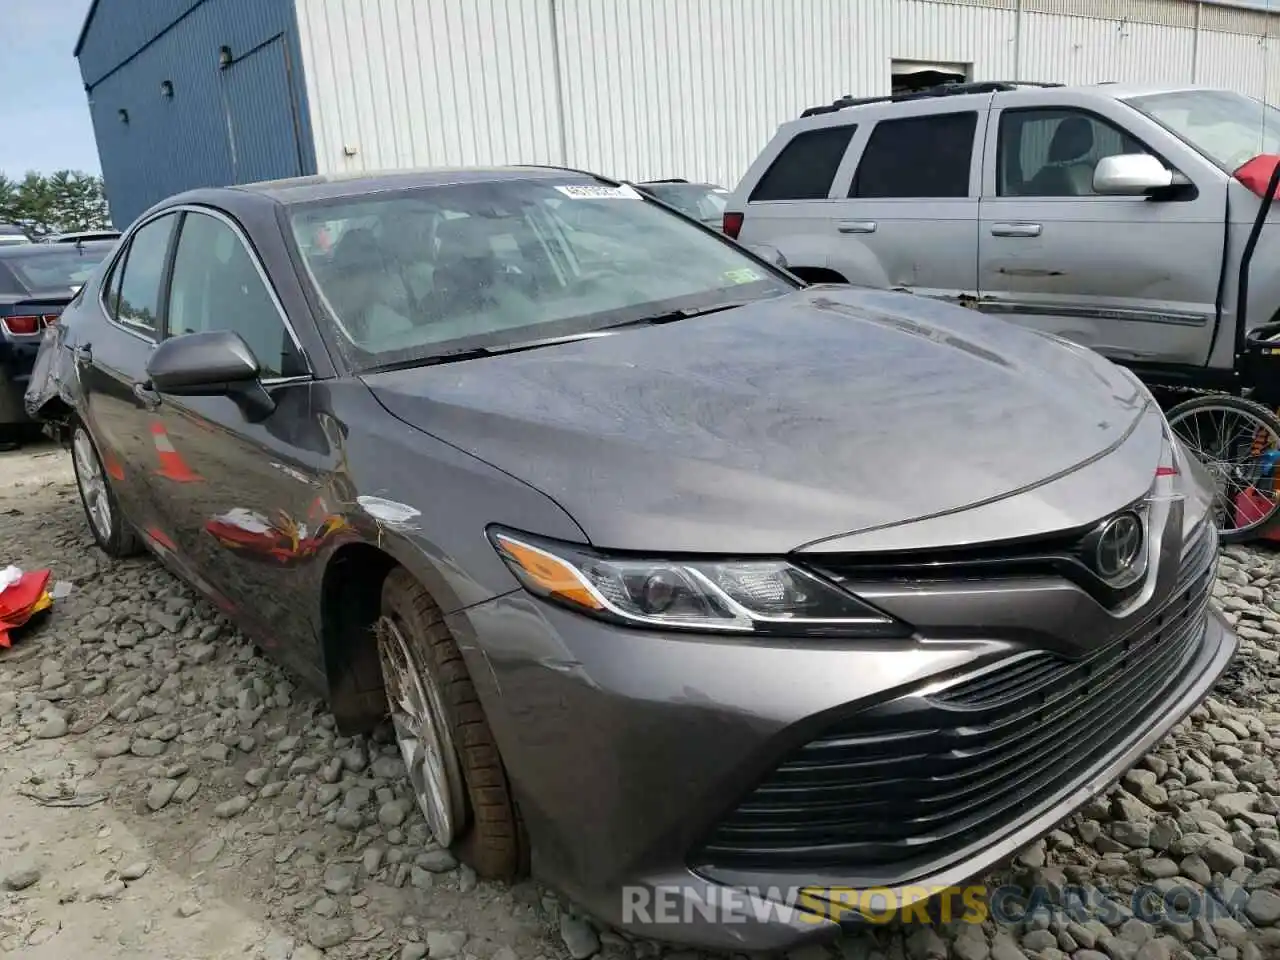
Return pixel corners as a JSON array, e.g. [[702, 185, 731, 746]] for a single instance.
[[114, 214, 178, 336], [851, 112, 978, 199], [998, 108, 1147, 197], [166, 211, 307, 379], [748, 125, 857, 202]]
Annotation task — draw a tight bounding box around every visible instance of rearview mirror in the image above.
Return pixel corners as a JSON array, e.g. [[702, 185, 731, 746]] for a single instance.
[[146, 330, 275, 420], [1093, 154, 1174, 195]]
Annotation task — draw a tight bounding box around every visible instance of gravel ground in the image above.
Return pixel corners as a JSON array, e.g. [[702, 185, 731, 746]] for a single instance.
[[2, 440, 1280, 960]]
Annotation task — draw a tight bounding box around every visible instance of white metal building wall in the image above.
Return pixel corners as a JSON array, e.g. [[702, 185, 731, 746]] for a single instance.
[[293, 0, 1280, 190]]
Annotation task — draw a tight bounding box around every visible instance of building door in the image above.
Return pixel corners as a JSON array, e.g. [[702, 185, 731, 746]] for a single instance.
[[220, 36, 304, 184]]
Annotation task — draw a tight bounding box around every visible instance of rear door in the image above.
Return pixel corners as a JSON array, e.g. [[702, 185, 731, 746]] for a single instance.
[[977, 93, 1226, 367], [77, 212, 181, 535], [824, 101, 985, 302]]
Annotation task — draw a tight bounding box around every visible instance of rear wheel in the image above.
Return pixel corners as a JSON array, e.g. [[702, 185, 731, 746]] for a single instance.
[[376, 569, 526, 879], [1165, 394, 1280, 542], [70, 421, 141, 557]]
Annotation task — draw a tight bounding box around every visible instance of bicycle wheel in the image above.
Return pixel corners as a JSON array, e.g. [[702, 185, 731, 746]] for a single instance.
[[1165, 394, 1280, 543]]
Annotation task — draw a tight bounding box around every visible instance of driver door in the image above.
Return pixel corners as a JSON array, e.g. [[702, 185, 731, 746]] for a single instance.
[[145, 208, 331, 672], [977, 96, 1225, 367]]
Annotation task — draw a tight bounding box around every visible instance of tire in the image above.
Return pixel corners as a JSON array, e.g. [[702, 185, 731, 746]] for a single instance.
[[378, 568, 527, 880], [1165, 394, 1280, 543], [70, 420, 142, 557]]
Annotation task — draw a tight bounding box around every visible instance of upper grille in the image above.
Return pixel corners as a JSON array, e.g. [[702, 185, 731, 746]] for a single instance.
[[808, 499, 1162, 610], [693, 521, 1215, 883]]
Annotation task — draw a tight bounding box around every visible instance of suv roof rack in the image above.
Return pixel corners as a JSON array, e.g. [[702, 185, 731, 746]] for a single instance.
[[799, 80, 1064, 118]]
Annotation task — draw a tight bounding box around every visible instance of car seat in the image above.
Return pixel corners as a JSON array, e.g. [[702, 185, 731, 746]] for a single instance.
[[1028, 117, 1097, 196], [429, 216, 504, 318]]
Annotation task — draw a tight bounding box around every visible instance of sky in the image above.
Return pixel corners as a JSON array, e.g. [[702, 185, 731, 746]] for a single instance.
[[1, 0, 100, 178]]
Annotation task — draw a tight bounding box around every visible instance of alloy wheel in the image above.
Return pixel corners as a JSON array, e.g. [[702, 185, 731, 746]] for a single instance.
[[375, 615, 466, 846], [73, 427, 113, 542]]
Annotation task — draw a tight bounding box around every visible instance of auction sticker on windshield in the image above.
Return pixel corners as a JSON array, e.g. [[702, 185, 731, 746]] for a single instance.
[[555, 184, 642, 200]]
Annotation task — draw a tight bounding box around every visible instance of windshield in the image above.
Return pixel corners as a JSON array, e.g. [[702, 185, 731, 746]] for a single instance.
[[288, 178, 793, 367], [1125, 89, 1280, 172], [4, 247, 108, 292], [642, 184, 730, 222]]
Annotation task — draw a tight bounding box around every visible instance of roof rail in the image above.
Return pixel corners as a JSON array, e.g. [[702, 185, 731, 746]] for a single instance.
[[799, 80, 1064, 118]]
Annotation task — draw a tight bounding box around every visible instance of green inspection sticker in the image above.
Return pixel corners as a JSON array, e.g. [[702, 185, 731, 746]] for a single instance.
[[724, 267, 761, 284]]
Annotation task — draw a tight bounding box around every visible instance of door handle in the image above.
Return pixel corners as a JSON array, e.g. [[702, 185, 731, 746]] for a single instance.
[[132, 381, 161, 409], [990, 222, 1042, 238], [73, 344, 92, 364], [837, 220, 877, 234]]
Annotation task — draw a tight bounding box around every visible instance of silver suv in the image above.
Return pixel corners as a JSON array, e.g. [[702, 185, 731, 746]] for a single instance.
[[726, 81, 1280, 386]]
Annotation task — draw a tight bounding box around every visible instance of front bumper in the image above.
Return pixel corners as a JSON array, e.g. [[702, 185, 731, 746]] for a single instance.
[[447, 528, 1237, 952]]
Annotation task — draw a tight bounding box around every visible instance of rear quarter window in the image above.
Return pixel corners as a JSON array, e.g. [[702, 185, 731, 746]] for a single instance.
[[748, 125, 857, 202]]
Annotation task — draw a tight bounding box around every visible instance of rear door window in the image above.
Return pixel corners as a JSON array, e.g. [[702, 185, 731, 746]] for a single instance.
[[749, 125, 858, 201], [113, 214, 178, 336], [851, 112, 978, 198]]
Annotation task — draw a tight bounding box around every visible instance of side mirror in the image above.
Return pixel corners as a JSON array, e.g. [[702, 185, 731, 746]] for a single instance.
[[1093, 154, 1174, 195], [146, 330, 274, 420]]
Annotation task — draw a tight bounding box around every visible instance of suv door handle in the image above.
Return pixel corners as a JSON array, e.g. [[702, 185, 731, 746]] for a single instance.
[[132, 381, 161, 409], [991, 222, 1043, 238], [837, 220, 877, 234], [73, 344, 92, 365]]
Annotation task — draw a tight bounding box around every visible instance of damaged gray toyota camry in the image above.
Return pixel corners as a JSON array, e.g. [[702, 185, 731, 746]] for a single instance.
[[25, 166, 1236, 950]]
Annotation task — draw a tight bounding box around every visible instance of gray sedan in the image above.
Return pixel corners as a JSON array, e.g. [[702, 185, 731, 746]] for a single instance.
[[25, 166, 1236, 950]]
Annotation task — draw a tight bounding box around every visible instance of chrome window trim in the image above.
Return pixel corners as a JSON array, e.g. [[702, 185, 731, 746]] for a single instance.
[[98, 204, 314, 379]]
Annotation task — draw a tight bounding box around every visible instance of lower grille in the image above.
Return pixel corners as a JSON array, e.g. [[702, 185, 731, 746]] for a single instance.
[[693, 523, 1215, 881]]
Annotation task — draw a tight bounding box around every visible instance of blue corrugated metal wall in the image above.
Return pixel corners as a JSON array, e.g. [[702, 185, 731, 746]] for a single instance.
[[76, 0, 317, 228]]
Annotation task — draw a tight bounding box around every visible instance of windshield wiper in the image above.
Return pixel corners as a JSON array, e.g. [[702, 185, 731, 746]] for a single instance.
[[604, 300, 751, 330], [366, 330, 618, 373]]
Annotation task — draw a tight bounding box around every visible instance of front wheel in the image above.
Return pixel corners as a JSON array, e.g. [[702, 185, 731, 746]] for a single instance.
[[1165, 394, 1280, 543], [376, 569, 527, 879]]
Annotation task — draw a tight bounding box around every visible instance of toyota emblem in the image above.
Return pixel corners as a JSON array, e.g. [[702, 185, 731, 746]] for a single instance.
[[1093, 512, 1144, 580]]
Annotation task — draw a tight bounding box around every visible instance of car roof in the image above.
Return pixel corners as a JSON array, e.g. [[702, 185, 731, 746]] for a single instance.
[[639, 180, 721, 189], [0, 239, 116, 259], [224, 165, 606, 205]]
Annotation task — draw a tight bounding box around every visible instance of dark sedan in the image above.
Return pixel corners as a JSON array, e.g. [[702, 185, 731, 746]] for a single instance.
[[26, 167, 1235, 950], [1, 240, 114, 447]]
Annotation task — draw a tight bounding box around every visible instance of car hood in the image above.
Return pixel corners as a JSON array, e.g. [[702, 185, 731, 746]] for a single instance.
[[364, 287, 1154, 554]]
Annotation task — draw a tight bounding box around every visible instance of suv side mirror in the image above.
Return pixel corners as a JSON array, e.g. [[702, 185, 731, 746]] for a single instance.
[[146, 330, 275, 420], [1093, 154, 1174, 195]]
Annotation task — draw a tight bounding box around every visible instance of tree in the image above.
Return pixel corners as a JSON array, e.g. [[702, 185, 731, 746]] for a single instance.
[[0, 170, 111, 238]]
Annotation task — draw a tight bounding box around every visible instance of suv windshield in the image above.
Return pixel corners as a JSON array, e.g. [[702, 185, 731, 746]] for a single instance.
[[1126, 89, 1280, 172], [3, 246, 108, 292], [288, 178, 792, 368]]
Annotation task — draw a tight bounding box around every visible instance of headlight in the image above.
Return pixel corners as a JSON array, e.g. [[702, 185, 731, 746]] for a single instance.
[[488, 528, 910, 638]]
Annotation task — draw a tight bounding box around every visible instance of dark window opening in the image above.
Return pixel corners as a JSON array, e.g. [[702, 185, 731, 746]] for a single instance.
[[748, 125, 857, 202], [851, 112, 978, 199]]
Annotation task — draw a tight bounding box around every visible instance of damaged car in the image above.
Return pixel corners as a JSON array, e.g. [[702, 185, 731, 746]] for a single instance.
[[26, 166, 1236, 950]]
